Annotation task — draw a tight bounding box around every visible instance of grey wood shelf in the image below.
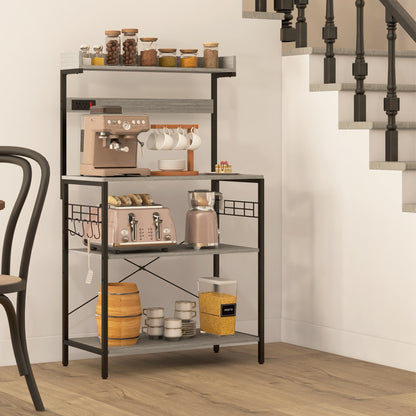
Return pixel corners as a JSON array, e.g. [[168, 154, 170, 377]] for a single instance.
[[62, 173, 263, 183], [67, 98, 214, 114], [61, 53, 236, 75], [69, 330, 259, 357], [70, 243, 259, 260]]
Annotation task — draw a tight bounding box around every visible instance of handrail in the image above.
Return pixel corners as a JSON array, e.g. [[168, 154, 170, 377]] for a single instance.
[[378, 0, 416, 42]]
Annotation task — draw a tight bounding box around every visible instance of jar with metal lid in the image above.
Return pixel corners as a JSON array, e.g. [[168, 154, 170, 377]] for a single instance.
[[140, 38, 158, 66], [105, 30, 121, 65], [203, 42, 219, 68], [92, 45, 105, 66], [80, 45, 91, 65], [122, 28, 138, 65], [180, 49, 198, 68], [158, 48, 177, 67]]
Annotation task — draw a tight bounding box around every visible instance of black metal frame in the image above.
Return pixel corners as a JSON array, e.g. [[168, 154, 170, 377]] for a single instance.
[[60, 67, 265, 378]]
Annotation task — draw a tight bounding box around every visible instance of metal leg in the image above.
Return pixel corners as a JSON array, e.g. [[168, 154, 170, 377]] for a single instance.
[[17, 292, 45, 411], [101, 182, 109, 379], [0, 295, 28, 376], [258, 179, 265, 364], [62, 181, 69, 367], [213, 345, 220, 353]]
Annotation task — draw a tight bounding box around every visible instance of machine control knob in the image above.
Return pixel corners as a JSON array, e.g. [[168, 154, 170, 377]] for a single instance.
[[141, 120, 146, 125], [122, 236, 129, 243], [117, 120, 122, 125], [107, 120, 111, 125], [132, 120, 136, 125], [165, 234, 172, 241], [122, 121, 131, 130], [121, 229, 129, 236]]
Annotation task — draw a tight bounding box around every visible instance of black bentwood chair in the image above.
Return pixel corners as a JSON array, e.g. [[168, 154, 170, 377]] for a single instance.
[[0, 147, 50, 411]]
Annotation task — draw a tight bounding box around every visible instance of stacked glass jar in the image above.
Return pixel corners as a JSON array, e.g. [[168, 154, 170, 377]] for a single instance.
[[122, 28, 138, 65], [158, 48, 177, 67], [140, 38, 158, 66], [105, 30, 120, 65]]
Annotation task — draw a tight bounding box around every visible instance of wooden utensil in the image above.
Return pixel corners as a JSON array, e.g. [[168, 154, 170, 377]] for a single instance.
[[0, 200, 4, 210]]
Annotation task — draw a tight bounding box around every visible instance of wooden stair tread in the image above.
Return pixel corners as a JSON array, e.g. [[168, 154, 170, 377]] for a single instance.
[[242, 11, 284, 20], [370, 161, 416, 171], [339, 121, 416, 130], [310, 83, 416, 92], [283, 46, 416, 57], [402, 204, 416, 213]]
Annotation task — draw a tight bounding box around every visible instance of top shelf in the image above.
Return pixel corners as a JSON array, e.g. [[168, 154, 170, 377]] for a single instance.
[[61, 53, 236, 76]]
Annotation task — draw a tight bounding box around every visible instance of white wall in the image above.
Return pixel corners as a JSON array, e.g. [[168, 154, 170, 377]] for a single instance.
[[0, 0, 282, 365], [282, 54, 416, 372]]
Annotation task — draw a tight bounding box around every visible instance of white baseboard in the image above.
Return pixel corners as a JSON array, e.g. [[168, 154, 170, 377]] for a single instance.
[[282, 318, 416, 372], [0, 317, 281, 366]]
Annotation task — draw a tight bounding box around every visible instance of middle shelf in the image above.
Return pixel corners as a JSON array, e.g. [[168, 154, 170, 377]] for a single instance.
[[69, 243, 259, 260]]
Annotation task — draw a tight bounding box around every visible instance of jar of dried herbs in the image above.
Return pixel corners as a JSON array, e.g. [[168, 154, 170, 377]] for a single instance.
[[203, 42, 219, 68], [140, 38, 158, 66], [180, 49, 198, 68], [158, 48, 177, 67]]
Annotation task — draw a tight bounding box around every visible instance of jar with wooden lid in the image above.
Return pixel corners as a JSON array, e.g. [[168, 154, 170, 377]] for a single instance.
[[158, 48, 177, 67], [122, 28, 138, 65], [203, 42, 219, 68], [140, 38, 158, 66], [105, 30, 121, 65], [180, 49, 198, 68]]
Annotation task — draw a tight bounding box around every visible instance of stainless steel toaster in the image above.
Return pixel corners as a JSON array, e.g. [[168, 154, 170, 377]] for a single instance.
[[85, 205, 177, 252]]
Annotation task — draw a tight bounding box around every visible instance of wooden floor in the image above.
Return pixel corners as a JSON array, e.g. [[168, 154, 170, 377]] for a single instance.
[[0, 343, 414, 415]]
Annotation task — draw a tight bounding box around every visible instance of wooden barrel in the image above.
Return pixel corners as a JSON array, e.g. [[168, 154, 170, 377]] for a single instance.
[[96, 283, 142, 346]]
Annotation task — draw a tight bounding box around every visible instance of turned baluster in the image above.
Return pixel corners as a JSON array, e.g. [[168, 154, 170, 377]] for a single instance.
[[385, 12, 400, 162], [295, 0, 308, 48], [275, 0, 296, 43], [353, 0, 368, 121], [255, 0, 267, 12], [322, 0, 338, 83]]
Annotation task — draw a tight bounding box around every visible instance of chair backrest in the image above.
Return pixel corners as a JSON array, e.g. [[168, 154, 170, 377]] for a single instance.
[[0, 147, 50, 281]]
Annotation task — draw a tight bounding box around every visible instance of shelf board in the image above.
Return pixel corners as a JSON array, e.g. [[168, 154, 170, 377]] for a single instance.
[[62, 173, 263, 183], [61, 53, 236, 75], [70, 243, 259, 260], [69, 330, 259, 357], [67, 98, 213, 114]]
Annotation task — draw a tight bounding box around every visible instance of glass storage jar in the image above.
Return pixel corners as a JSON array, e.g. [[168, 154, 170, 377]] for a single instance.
[[203, 42, 219, 68], [105, 30, 120, 65], [80, 45, 91, 65], [122, 28, 138, 65], [92, 45, 104, 65], [140, 37, 158, 66], [158, 48, 177, 67], [180, 49, 198, 68]]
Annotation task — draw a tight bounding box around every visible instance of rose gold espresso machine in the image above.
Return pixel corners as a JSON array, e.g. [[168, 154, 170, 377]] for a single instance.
[[81, 110, 151, 176]]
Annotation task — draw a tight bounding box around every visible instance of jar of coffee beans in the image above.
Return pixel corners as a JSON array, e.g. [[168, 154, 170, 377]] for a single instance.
[[140, 38, 158, 66], [203, 42, 219, 68], [122, 28, 138, 65], [105, 30, 121, 65], [159, 49, 177, 67], [180, 49, 198, 68]]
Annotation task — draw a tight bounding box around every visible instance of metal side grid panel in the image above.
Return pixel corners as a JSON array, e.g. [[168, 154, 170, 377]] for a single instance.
[[67, 203, 101, 238], [219, 200, 258, 218]]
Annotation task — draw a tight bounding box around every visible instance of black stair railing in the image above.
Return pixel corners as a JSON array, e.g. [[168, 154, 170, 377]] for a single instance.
[[323, 0, 337, 83], [255, 0, 267, 12], [295, 0, 309, 48], [274, 0, 297, 42]]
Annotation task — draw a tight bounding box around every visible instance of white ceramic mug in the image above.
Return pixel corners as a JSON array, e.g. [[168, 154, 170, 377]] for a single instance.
[[155, 128, 174, 150], [174, 310, 197, 320], [164, 317, 182, 329], [164, 327, 182, 339], [175, 300, 197, 311], [146, 131, 158, 150], [171, 128, 188, 150], [145, 317, 164, 326], [143, 307, 164, 318], [142, 325, 164, 337], [186, 128, 202, 150]]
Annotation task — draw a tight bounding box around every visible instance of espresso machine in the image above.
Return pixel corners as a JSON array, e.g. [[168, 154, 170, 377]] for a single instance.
[[80, 108, 151, 176], [185, 190, 223, 250]]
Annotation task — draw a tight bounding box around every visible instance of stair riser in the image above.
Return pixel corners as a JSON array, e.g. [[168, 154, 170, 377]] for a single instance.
[[338, 91, 416, 122], [402, 172, 416, 205], [309, 54, 416, 85], [369, 130, 416, 162]]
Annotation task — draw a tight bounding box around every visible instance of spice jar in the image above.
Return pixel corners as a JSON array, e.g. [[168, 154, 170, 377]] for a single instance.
[[140, 38, 158, 66], [158, 48, 177, 67], [180, 49, 198, 68], [80, 45, 91, 65], [122, 28, 138, 65], [105, 30, 120, 65], [92, 45, 105, 66], [203, 42, 219, 68]]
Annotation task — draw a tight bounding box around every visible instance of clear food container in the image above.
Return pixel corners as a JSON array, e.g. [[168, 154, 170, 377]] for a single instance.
[[105, 30, 121, 65], [92, 45, 104, 66], [140, 37, 158, 66], [80, 45, 91, 65], [159, 48, 177, 67], [122, 28, 138, 65], [180, 49, 198, 68], [198, 277, 237, 335], [203, 42, 219, 68]]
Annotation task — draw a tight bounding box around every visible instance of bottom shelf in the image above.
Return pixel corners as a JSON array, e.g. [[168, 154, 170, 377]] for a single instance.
[[69, 330, 259, 357]]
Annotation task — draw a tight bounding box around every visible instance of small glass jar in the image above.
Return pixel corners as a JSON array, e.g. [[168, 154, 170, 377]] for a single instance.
[[203, 42, 219, 68], [140, 38, 158, 66], [122, 28, 138, 65], [158, 48, 177, 67], [80, 45, 91, 65], [92, 45, 105, 66], [105, 30, 120, 65], [180, 49, 198, 68]]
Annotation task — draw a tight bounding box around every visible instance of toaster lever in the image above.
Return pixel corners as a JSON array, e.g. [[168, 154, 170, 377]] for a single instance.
[[128, 213, 138, 241], [152, 212, 163, 241]]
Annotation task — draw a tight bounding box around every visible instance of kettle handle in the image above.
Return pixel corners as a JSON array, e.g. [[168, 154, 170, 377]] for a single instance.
[[215, 192, 224, 211]]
